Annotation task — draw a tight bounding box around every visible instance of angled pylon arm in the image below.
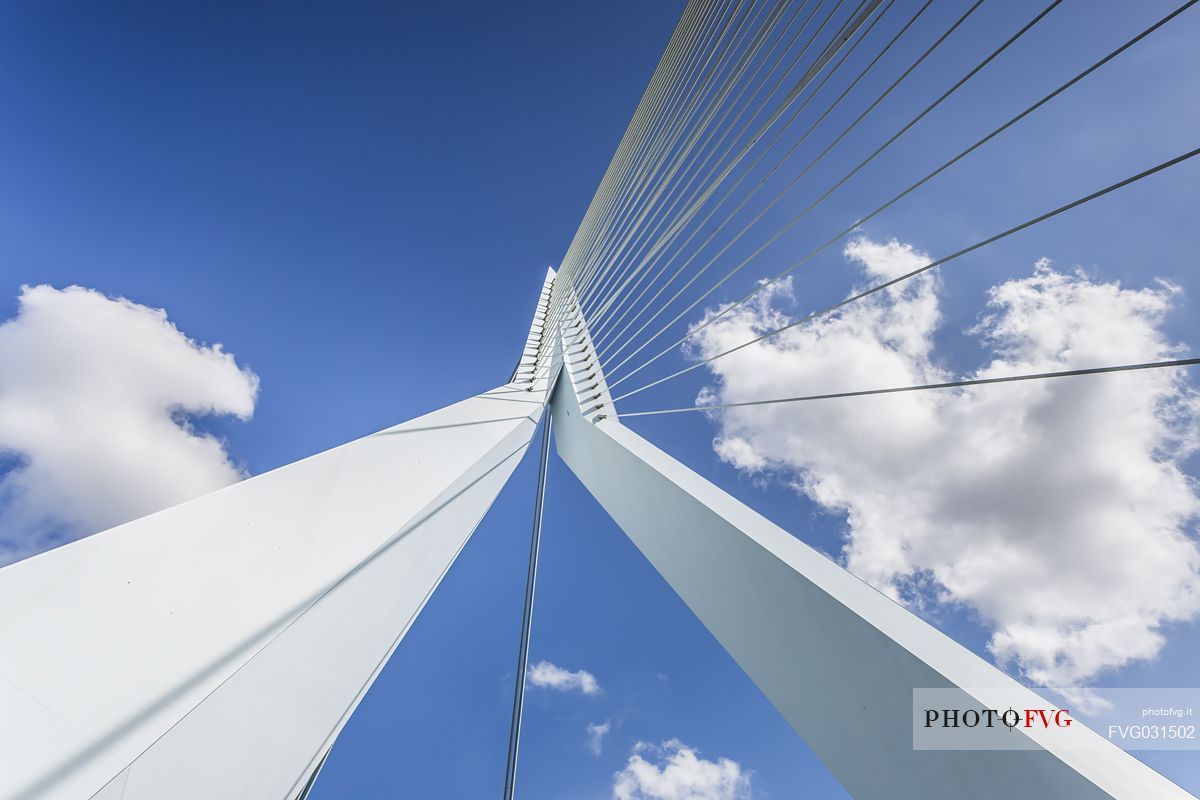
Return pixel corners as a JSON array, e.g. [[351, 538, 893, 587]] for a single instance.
[[549, 317, 1191, 800], [0, 271, 558, 800]]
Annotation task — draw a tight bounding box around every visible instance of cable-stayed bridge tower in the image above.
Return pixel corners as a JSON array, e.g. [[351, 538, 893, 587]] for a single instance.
[[2, 1, 1198, 798]]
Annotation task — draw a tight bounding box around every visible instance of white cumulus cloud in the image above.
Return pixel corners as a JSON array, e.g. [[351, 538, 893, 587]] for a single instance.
[[0, 285, 259, 564], [587, 720, 612, 756], [613, 739, 751, 800], [688, 238, 1200, 687], [527, 659, 601, 695]]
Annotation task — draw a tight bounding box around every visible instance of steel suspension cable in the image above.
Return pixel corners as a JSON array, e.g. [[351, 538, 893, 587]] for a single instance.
[[543, 0, 726, 340], [619, 358, 1200, 416], [592, 0, 914, 354], [501, 413, 553, 800], [588, 0, 886, 341], [580, 0, 832, 331], [575, 0, 795, 317], [611, 145, 1200, 403], [552, 0, 754, 338], [604, 0, 1053, 381], [556, 0, 726, 292], [597, 0, 981, 367], [606, 0, 1197, 393]]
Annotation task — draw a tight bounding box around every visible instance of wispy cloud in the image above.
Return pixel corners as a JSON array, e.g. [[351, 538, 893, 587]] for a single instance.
[[586, 720, 611, 756], [689, 238, 1200, 686], [527, 660, 601, 695], [613, 740, 751, 800], [0, 285, 259, 565]]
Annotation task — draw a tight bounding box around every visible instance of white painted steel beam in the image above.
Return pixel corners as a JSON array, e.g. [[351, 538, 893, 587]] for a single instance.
[[0, 271, 558, 800], [549, 316, 1193, 800]]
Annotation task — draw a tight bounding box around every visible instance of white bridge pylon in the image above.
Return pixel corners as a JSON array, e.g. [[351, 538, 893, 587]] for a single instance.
[[551, 286, 1192, 800], [0, 273, 557, 800], [0, 271, 1190, 799]]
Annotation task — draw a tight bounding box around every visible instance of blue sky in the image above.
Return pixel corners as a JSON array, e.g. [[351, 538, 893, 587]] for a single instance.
[[1, 1, 1198, 797]]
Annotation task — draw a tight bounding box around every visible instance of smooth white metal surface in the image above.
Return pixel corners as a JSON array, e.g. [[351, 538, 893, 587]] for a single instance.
[[549, 319, 1193, 800], [0, 272, 557, 800]]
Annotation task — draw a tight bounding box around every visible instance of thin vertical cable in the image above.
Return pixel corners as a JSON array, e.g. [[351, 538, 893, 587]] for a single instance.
[[501, 413, 554, 800]]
